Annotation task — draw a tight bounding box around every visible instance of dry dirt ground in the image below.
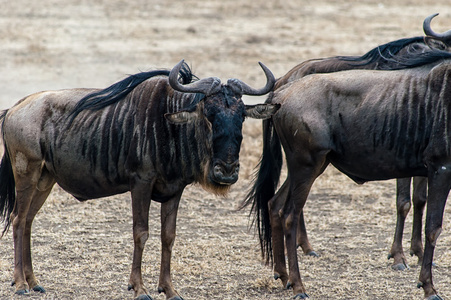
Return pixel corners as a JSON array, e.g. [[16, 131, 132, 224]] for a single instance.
[[1, 1, 451, 299]]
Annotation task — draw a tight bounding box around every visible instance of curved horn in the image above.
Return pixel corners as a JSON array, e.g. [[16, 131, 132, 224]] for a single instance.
[[169, 59, 221, 96], [228, 62, 275, 96], [423, 13, 451, 40]]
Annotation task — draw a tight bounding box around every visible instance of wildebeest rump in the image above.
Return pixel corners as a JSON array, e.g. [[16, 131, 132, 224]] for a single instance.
[[0, 60, 279, 300], [243, 12, 451, 278], [246, 43, 451, 299]]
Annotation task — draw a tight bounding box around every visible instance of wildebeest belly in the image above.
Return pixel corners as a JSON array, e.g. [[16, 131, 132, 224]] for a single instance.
[[48, 165, 130, 201], [47, 158, 187, 202], [327, 143, 428, 184], [324, 94, 431, 183]]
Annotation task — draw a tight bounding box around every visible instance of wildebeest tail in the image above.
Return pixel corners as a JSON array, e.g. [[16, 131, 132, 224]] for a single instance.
[[241, 95, 282, 264], [0, 110, 15, 237]]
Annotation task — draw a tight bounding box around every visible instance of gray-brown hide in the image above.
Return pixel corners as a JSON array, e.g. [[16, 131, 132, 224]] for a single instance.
[[256, 58, 451, 300], [0, 60, 278, 300], [261, 13, 451, 276]]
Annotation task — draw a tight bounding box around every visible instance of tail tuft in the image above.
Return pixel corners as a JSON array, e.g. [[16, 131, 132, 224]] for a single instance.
[[241, 117, 283, 264], [0, 149, 15, 236], [0, 110, 16, 237]]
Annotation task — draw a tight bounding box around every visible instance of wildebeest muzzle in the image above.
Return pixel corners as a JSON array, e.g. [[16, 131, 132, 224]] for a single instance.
[[211, 159, 240, 185]]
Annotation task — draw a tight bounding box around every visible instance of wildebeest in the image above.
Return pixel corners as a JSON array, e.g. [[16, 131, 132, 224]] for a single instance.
[[245, 32, 451, 300], [0, 60, 279, 300], [243, 12, 451, 275]]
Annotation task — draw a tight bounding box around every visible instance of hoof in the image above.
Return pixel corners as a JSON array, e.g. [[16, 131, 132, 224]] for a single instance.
[[15, 289, 30, 295], [286, 282, 292, 290], [157, 287, 184, 300], [293, 293, 309, 299], [128, 284, 134, 291], [426, 295, 444, 300], [306, 250, 319, 257], [32, 285, 46, 293], [391, 262, 409, 271]]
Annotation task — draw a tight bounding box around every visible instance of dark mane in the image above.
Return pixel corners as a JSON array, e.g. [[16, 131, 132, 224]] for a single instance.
[[381, 46, 451, 69], [336, 36, 424, 66], [69, 62, 198, 120], [336, 36, 451, 70]]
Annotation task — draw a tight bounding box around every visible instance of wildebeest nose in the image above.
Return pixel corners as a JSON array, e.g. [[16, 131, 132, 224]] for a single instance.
[[213, 160, 240, 184]]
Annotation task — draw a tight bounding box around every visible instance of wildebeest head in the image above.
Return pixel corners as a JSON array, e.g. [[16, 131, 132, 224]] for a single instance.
[[165, 60, 279, 194], [423, 13, 451, 50]]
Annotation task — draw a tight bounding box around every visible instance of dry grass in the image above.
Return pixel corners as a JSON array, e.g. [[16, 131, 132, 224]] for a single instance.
[[0, 121, 450, 300], [1, 1, 451, 299]]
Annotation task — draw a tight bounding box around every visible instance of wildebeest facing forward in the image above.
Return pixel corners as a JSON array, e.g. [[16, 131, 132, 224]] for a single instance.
[[0, 60, 278, 300], [247, 46, 451, 298], [245, 13, 451, 273]]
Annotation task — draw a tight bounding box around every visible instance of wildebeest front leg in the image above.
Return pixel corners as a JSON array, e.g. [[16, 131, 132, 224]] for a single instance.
[[418, 168, 451, 299], [410, 176, 427, 265], [388, 178, 412, 270], [129, 179, 154, 300], [157, 193, 183, 300]]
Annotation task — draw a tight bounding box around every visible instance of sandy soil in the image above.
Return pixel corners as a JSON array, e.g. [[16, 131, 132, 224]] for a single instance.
[[1, 1, 451, 299]]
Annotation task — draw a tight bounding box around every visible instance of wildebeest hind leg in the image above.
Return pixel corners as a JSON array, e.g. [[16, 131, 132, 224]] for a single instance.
[[158, 193, 183, 300], [22, 182, 54, 293], [269, 179, 289, 286], [296, 210, 316, 256], [11, 161, 49, 295], [282, 156, 327, 297]]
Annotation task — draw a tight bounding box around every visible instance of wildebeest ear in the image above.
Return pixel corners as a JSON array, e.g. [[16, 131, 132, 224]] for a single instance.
[[245, 103, 280, 119], [424, 36, 448, 51], [165, 110, 201, 124]]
